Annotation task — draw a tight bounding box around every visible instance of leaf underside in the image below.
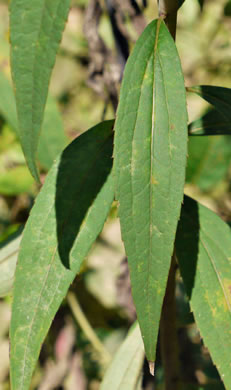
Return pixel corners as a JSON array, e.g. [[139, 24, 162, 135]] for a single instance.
[[176, 196, 231, 389], [10, 120, 115, 390], [100, 323, 144, 390], [10, 0, 71, 180], [113, 19, 188, 361]]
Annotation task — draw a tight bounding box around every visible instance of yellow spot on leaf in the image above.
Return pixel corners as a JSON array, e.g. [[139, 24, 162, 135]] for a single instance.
[[151, 176, 158, 185]]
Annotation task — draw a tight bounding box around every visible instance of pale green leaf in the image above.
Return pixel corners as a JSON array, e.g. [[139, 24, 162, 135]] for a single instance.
[[176, 196, 231, 390], [113, 19, 188, 361], [10, 120, 115, 390], [10, 0, 71, 180], [100, 323, 144, 390], [0, 232, 22, 297]]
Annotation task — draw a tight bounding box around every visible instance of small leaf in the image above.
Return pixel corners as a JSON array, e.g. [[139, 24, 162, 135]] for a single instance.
[[10, 120, 115, 390], [113, 19, 188, 361], [0, 231, 22, 297], [0, 69, 68, 171], [187, 86, 231, 121], [10, 0, 71, 180], [100, 323, 144, 390], [176, 196, 231, 389], [188, 108, 231, 136]]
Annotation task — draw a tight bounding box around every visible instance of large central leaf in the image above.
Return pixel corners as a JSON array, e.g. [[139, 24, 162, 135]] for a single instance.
[[113, 19, 188, 362]]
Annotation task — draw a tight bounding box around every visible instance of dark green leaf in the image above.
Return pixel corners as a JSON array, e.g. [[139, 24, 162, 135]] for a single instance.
[[187, 86, 231, 121], [113, 19, 188, 362], [10, 0, 71, 180], [176, 196, 231, 389], [100, 323, 144, 390], [188, 108, 231, 136], [10, 120, 115, 390], [224, 1, 231, 16]]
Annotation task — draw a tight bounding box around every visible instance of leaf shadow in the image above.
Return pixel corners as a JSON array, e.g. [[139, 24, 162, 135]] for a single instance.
[[176, 196, 200, 300], [55, 123, 114, 269]]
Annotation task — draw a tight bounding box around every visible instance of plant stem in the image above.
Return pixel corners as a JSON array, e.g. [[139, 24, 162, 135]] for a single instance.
[[67, 292, 112, 367], [160, 254, 182, 390], [158, 0, 179, 39]]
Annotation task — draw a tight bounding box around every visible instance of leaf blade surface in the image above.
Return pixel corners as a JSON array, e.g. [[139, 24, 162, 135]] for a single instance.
[[176, 196, 231, 389], [113, 19, 188, 361], [10, 0, 71, 180], [100, 323, 144, 390], [10, 120, 115, 390]]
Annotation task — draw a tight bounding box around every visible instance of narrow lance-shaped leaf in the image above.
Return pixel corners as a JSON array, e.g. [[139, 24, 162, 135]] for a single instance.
[[10, 120, 115, 390], [10, 0, 71, 180], [113, 19, 188, 362], [188, 108, 231, 136], [100, 323, 144, 390], [187, 85, 231, 121], [0, 69, 68, 171], [176, 196, 231, 390]]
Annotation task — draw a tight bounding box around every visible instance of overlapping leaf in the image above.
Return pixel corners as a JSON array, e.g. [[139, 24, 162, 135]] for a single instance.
[[100, 323, 144, 390], [187, 86, 231, 121], [10, 120, 115, 390], [188, 108, 231, 136], [10, 0, 71, 180], [113, 19, 188, 362], [176, 196, 231, 389], [0, 69, 67, 171]]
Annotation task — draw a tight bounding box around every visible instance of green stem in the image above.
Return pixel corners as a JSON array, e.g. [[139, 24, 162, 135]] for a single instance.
[[67, 292, 112, 367]]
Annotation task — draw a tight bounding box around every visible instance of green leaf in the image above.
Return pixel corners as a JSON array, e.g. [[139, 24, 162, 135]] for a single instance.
[[36, 95, 68, 170], [10, 0, 71, 180], [187, 86, 231, 121], [10, 120, 115, 390], [188, 108, 231, 136], [0, 231, 22, 297], [0, 69, 68, 171], [100, 323, 144, 390], [113, 19, 188, 362], [176, 196, 231, 389], [224, 0, 231, 16], [186, 135, 231, 191]]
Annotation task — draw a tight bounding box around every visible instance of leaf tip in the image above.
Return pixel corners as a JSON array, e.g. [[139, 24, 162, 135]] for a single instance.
[[148, 361, 155, 376]]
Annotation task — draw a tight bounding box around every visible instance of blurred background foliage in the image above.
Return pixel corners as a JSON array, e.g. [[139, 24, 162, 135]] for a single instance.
[[0, 0, 231, 389]]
